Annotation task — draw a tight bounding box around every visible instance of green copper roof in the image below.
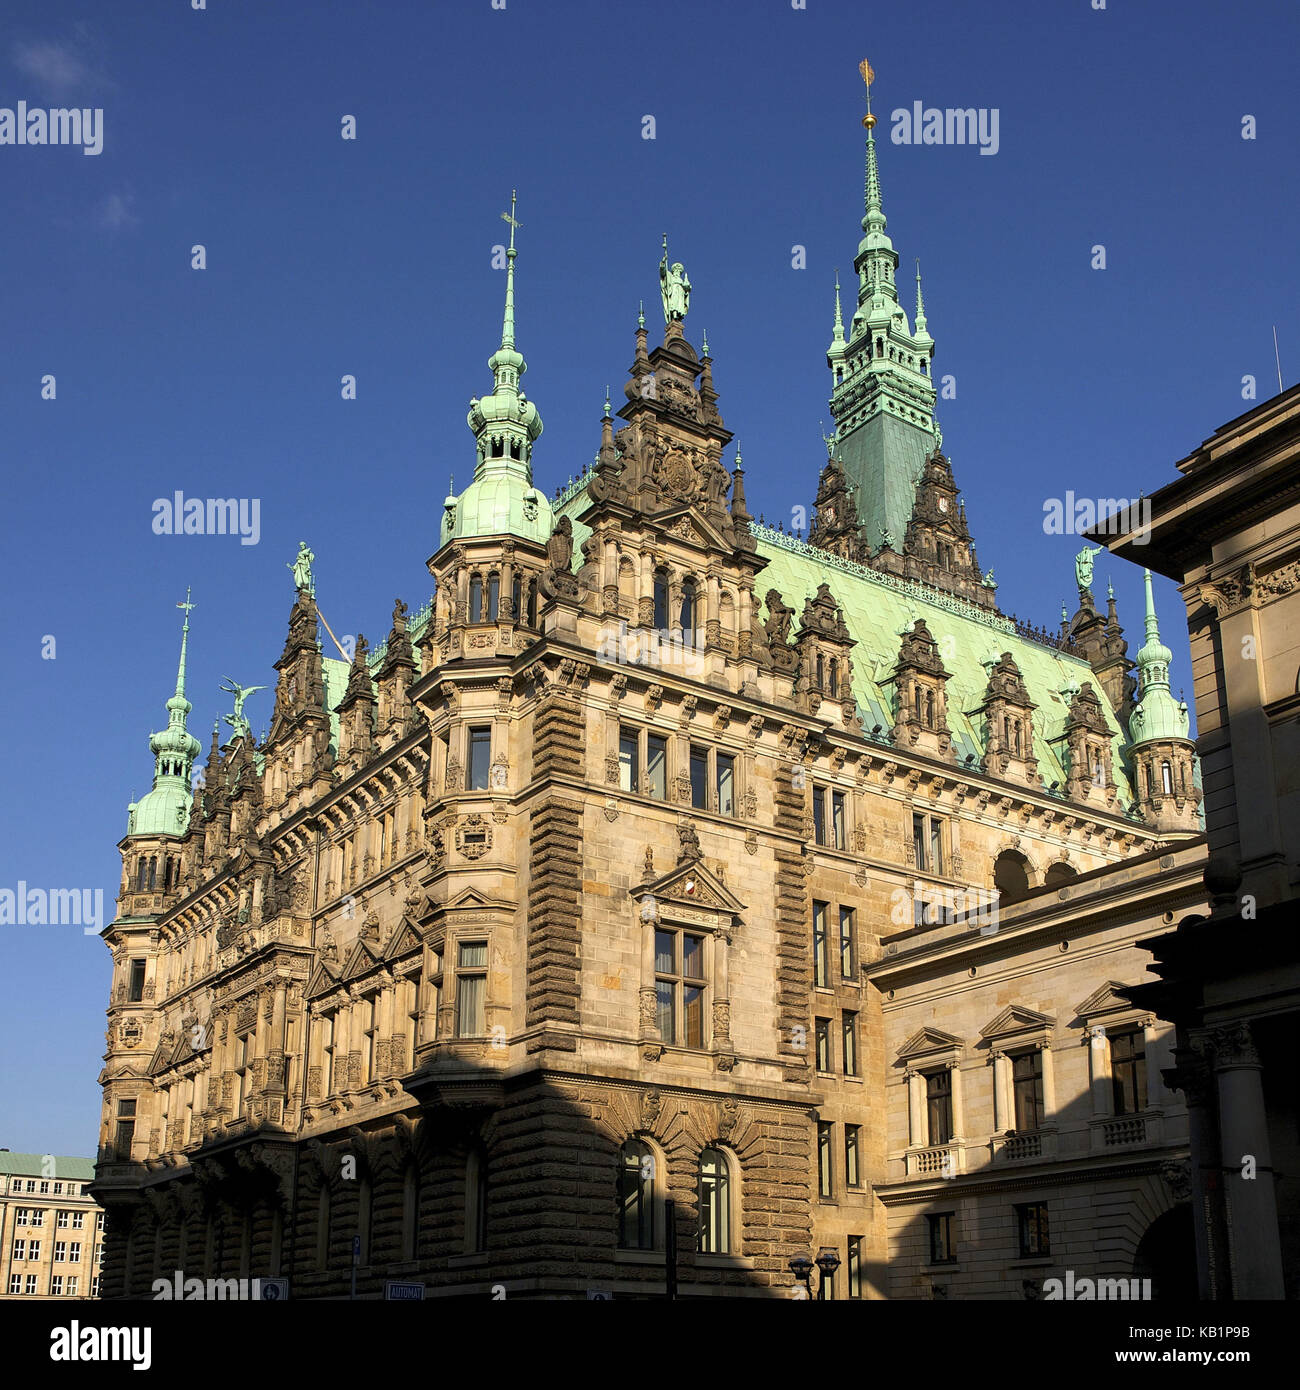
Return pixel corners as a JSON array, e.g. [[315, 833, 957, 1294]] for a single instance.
[[441, 193, 553, 549], [321, 599, 431, 753], [555, 484, 1135, 802], [0, 1152, 95, 1180], [1128, 569, 1191, 746], [127, 593, 202, 839]]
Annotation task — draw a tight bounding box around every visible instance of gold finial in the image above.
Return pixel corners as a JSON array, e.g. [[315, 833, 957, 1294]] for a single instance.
[[859, 58, 877, 129]]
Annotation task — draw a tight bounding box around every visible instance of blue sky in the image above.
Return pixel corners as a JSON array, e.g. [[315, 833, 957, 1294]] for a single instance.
[[2, 0, 1296, 1155]]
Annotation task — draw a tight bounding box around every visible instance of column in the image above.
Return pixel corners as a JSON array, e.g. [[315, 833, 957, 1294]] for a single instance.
[[906, 1070, 924, 1147], [949, 1061, 966, 1140], [1208, 1022, 1285, 1299], [1039, 1040, 1056, 1121], [990, 1051, 1011, 1132], [1087, 1026, 1113, 1116]]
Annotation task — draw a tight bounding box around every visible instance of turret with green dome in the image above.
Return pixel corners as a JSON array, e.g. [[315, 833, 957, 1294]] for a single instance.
[[441, 192, 553, 548], [126, 592, 202, 839], [1126, 570, 1200, 830]]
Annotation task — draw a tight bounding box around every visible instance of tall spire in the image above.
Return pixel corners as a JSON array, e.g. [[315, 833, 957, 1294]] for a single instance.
[[443, 194, 550, 547], [828, 270, 846, 361], [126, 592, 203, 838], [1136, 569, 1173, 689], [914, 259, 929, 339], [1127, 569, 1189, 747], [861, 60, 886, 241]]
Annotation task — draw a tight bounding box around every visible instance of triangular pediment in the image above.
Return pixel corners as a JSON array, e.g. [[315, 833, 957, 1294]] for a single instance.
[[980, 1004, 1055, 1040], [651, 503, 733, 552], [305, 957, 342, 1000], [630, 859, 745, 916], [1074, 981, 1135, 1020], [383, 917, 424, 962], [339, 933, 383, 983], [898, 1026, 965, 1060], [444, 886, 514, 914]]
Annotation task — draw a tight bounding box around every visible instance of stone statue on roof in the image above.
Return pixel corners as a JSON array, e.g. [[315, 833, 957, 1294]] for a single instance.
[[660, 236, 691, 323], [1074, 545, 1101, 594], [220, 678, 265, 742], [289, 541, 315, 594]]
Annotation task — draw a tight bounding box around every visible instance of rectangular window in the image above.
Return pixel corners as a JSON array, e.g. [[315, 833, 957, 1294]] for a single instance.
[[1110, 1030, 1147, 1116], [127, 958, 146, 1002], [813, 786, 826, 846], [927, 1212, 955, 1264], [96, 1212, 104, 1231], [28, 1241, 40, 1261], [114, 1099, 136, 1161], [322, 1014, 335, 1097], [7, 1275, 19, 1295], [12, 1240, 24, 1261], [842, 1011, 859, 1077], [818, 1121, 834, 1199], [618, 728, 639, 793], [14, 1208, 26, 1225], [926, 1069, 953, 1145], [844, 1124, 861, 1187], [455, 941, 488, 1037], [71, 1212, 84, 1230], [30, 1208, 43, 1226], [913, 813, 946, 875], [815, 1017, 831, 1073], [69, 1243, 81, 1262], [654, 928, 707, 1049], [1013, 1050, 1045, 1131], [646, 734, 668, 801], [1017, 1202, 1050, 1257], [50, 1275, 63, 1297], [54, 1241, 66, 1262], [91, 1276, 100, 1298], [26, 1180, 35, 1192], [467, 726, 492, 791], [689, 745, 708, 810], [715, 753, 735, 817], [53, 1182, 63, 1195], [66, 1276, 78, 1296], [831, 791, 846, 850], [847, 1235, 863, 1298], [39, 1181, 49, 1195], [839, 906, 856, 978], [24, 1274, 37, 1295], [812, 901, 830, 988], [57, 1210, 69, 1228]]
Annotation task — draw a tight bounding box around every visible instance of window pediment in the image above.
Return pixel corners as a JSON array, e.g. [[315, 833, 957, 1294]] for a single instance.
[[980, 1004, 1054, 1046], [630, 859, 745, 928], [897, 1026, 964, 1064]]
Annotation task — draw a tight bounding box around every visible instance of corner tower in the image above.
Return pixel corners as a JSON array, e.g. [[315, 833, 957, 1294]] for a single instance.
[[1127, 569, 1200, 833]]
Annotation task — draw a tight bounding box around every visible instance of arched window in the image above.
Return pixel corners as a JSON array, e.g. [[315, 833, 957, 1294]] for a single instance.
[[465, 1151, 488, 1253], [487, 573, 500, 622], [509, 438, 521, 460], [925, 689, 935, 728], [653, 572, 669, 630], [816, 654, 825, 690], [829, 657, 839, 694], [913, 687, 923, 718], [511, 575, 522, 620], [469, 575, 483, 624], [147, 858, 157, 892], [1161, 760, 1173, 795], [680, 578, 697, 632], [526, 580, 537, 627], [617, 1139, 656, 1250], [401, 1166, 421, 1262], [993, 850, 1032, 904], [619, 559, 636, 611], [137, 858, 148, 891], [697, 1147, 732, 1254], [1044, 862, 1078, 889]]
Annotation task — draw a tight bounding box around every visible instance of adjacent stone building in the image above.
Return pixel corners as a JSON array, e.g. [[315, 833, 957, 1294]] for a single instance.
[[1, 1152, 104, 1299], [1092, 384, 1300, 1299], [93, 76, 1206, 1299]]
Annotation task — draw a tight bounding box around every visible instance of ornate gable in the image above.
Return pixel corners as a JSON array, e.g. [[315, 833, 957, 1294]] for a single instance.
[[897, 1025, 965, 1061]]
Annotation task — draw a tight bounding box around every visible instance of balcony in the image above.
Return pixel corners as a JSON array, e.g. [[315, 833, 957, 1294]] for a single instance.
[[991, 1129, 1057, 1163], [905, 1144, 962, 1179], [1090, 1111, 1163, 1150]]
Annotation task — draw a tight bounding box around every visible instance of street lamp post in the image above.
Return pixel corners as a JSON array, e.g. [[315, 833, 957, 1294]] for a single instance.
[[788, 1246, 841, 1300]]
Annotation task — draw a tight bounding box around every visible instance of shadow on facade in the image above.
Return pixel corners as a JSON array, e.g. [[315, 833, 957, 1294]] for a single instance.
[[90, 1062, 783, 1301]]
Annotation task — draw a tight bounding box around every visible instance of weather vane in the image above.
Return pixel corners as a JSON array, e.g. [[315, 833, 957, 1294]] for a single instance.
[[860, 58, 876, 130], [500, 191, 521, 247]]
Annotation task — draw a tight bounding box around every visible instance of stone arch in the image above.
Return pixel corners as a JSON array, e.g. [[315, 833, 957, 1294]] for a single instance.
[[993, 848, 1036, 904], [1044, 860, 1078, 890], [1134, 1206, 1197, 1300]]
